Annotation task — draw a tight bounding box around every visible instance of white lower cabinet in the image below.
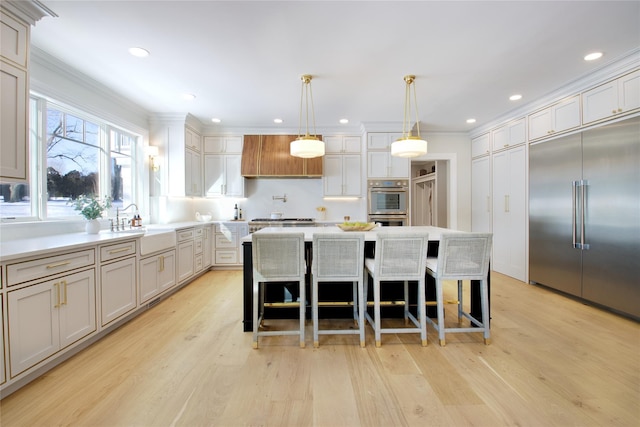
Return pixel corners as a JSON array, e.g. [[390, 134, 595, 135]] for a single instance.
[[100, 257, 136, 327], [213, 223, 248, 267], [139, 250, 176, 304], [177, 240, 195, 282], [7, 269, 96, 377], [202, 225, 212, 269], [1, 301, 4, 385]]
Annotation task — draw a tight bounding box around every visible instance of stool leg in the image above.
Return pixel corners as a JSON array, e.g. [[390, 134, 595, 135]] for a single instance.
[[374, 279, 381, 347], [403, 280, 410, 325], [436, 278, 446, 346], [481, 278, 491, 345], [313, 277, 319, 348], [458, 279, 463, 323], [418, 279, 427, 346], [357, 278, 365, 347], [252, 280, 260, 349], [299, 279, 306, 348]]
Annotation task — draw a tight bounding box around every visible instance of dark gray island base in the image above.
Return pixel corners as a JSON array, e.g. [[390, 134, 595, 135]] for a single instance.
[[241, 227, 490, 332]]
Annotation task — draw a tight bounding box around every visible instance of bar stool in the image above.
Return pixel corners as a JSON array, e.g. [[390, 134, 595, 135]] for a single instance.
[[252, 232, 306, 348], [426, 232, 492, 346], [364, 231, 429, 347], [311, 232, 366, 347]]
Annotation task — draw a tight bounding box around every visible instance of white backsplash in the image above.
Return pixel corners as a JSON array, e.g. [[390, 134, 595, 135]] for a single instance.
[[152, 178, 368, 223]]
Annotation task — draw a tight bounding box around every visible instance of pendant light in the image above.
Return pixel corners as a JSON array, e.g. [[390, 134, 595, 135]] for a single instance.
[[290, 74, 325, 158], [391, 75, 428, 158]]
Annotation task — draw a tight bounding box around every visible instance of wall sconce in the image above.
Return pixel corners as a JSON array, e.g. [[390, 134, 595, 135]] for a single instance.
[[147, 145, 160, 171]]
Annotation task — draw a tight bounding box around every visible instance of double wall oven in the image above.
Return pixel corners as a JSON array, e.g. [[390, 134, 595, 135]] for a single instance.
[[367, 179, 409, 226]]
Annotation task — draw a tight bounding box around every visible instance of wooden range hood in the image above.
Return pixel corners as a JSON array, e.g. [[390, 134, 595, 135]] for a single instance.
[[241, 135, 323, 178]]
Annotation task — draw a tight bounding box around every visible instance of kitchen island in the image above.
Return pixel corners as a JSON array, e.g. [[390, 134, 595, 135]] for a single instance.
[[241, 226, 490, 332]]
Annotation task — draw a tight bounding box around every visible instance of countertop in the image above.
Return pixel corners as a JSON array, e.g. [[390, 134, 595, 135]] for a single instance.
[[241, 225, 459, 243], [0, 220, 247, 263]]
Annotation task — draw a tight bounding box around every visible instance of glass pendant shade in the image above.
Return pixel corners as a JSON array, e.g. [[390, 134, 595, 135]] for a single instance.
[[393, 75, 428, 158], [290, 74, 324, 158], [391, 136, 428, 158]]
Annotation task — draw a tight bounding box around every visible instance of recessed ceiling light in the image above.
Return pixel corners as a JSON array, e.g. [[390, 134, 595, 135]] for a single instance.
[[128, 47, 149, 58], [211, 118, 221, 123], [273, 118, 283, 124], [584, 52, 603, 61], [466, 118, 476, 124], [339, 118, 349, 124], [509, 94, 523, 101], [182, 93, 196, 101]]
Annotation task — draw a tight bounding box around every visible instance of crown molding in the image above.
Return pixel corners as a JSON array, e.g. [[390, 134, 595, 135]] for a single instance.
[[1, 0, 56, 25]]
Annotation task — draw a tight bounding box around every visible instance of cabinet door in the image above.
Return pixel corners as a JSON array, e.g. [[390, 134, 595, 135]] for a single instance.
[[100, 257, 137, 326], [158, 250, 176, 292], [367, 151, 388, 178], [323, 154, 343, 196], [224, 155, 244, 197], [185, 149, 201, 196], [389, 154, 409, 178], [583, 80, 618, 124], [471, 157, 491, 232], [202, 227, 212, 268], [492, 119, 525, 151], [492, 146, 527, 281], [8, 280, 59, 377], [58, 270, 96, 348], [471, 133, 490, 158], [528, 108, 553, 140], [0, 60, 28, 181], [139, 256, 161, 303], [177, 240, 194, 282], [204, 154, 224, 197], [618, 70, 640, 114], [343, 154, 362, 196], [323, 136, 343, 153], [203, 136, 242, 154], [553, 96, 581, 133]]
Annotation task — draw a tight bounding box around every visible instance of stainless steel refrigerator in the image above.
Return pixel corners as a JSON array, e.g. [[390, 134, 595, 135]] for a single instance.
[[529, 116, 640, 319]]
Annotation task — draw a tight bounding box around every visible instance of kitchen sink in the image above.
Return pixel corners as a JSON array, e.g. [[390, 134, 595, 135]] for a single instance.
[[139, 229, 176, 256]]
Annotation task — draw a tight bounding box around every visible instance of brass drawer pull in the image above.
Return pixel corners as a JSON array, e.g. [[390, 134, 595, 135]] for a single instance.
[[109, 247, 131, 254], [46, 261, 71, 269]]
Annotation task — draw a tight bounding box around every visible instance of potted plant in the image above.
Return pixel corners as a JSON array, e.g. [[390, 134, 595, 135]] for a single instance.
[[70, 195, 112, 234]]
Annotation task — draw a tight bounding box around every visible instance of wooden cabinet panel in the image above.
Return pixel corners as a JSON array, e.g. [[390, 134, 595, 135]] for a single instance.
[[241, 135, 322, 177]]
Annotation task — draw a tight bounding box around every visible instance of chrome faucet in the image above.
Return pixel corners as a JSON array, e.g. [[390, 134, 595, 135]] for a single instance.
[[114, 203, 139, 231]]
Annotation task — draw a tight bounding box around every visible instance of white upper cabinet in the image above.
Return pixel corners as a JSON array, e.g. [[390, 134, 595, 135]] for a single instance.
[[491, 118, 525, 152], [324, 135, 361, 154], [204, 154, 244, 197], [471, 133, 490, 158], [367, 133, 409, 178], [323, 154, 361, 197], [582, 69, 640, 125], [203, 136, 243, 154], [185, 127, 202, 152], [1, 10, 29, 182], [529, 95, 581, 141]]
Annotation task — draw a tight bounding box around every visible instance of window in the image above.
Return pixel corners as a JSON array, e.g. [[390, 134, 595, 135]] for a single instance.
[[0, 97, 139, 220]]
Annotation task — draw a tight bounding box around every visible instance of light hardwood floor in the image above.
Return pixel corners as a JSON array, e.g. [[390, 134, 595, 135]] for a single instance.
[[1, 270, 639, 426]]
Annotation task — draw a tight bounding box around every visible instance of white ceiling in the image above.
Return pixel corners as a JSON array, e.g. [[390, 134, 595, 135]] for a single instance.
[[30, 1, 640, 133]]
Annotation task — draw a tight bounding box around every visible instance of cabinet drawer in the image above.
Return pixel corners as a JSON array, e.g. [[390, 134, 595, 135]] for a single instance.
[[215, 251, 238, 264], [195, 253, 204, 272], [194, 227, 204, 238], [215, 233, 237, 248], [100, 241, 136, 262], [7, 249, 95, 286], [177, 229, 194, 242], [194, 237, 203, 254]]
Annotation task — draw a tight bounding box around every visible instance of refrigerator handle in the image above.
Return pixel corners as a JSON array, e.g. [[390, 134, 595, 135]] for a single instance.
[[581, 179, 590, 250], [572, 180, 578, 248]]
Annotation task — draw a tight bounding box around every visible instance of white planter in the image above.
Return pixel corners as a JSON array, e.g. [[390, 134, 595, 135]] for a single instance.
[[85, 219, 101, 234]]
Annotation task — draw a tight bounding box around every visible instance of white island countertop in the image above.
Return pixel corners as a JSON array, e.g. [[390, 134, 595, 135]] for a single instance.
[[241, 225, 460, 243]]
